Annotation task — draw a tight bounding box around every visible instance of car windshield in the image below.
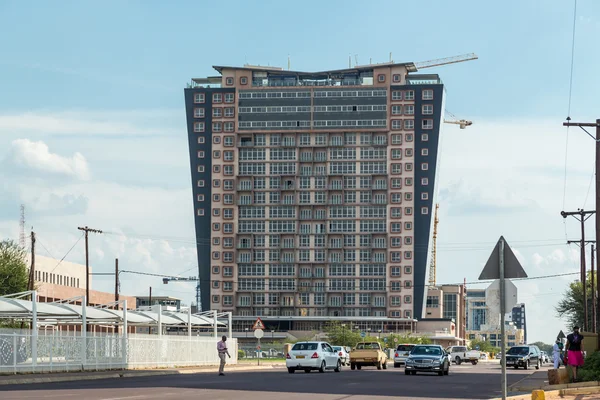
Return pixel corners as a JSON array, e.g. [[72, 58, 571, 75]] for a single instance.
[[333, 346, 342, 351], [292, 343, 318, 351], [412, 346, 441, 356], [507, 347, 529, 356], [397, 345, 415, 352], [356, 343, 379, 350]]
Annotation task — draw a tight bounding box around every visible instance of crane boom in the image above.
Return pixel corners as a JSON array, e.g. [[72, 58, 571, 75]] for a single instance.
[[415, 53, 478, 70], [428, 203, 440, 287], [162, 276, 202, 312]]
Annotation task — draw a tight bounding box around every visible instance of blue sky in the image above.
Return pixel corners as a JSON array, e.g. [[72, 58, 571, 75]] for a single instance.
[[0, 0, 599, 343]]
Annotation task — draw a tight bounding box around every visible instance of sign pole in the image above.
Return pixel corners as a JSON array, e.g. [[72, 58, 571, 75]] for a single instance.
[[258, 337, 261, 366], [500, 238, 507, 400]]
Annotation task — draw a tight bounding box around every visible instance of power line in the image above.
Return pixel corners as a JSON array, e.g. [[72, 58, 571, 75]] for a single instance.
[[36, 239, 56, 260], [49, 234, 84, 274]]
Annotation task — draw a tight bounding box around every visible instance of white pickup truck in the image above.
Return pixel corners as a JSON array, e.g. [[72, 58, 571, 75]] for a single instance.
[[446, 346, 481, 365]]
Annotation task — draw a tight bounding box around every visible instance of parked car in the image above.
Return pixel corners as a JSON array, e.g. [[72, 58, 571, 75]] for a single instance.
[[540, 351, 549, 364], [333, 346, 351, 366], [446, 345, 480, 365], [503, 345, 541, 370], [393, 344, 415, 367], [286, 341, 342, 373], [405, 345, 450, 376], [350, 342, 388, 370]]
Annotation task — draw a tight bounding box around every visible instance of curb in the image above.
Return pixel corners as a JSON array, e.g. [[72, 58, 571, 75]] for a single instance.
[[0, 364, 283, 386], [491, 386, 600, 400]]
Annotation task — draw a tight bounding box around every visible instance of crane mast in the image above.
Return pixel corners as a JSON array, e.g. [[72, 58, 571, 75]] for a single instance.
[[428, 203, 440, 287]]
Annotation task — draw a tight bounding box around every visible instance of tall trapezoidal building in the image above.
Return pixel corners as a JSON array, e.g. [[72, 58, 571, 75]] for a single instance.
[[184, 62, 445, 328]]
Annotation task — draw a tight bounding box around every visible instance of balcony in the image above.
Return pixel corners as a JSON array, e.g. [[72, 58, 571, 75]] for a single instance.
[[373, 184, 388, 190]]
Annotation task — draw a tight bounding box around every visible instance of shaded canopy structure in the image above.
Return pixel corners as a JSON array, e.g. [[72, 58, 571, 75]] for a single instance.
[[0, 291, 230, 336]]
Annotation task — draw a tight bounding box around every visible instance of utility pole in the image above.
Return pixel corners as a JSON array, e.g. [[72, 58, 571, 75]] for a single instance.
[[592, 245, 596, 333], [115, 258, 119, 307], [563, 119, 600, 337], [149, 286, 152, 308], [28, 231, 35, 291], [77, 226, 103, 306], [561, 210, 595, 331]]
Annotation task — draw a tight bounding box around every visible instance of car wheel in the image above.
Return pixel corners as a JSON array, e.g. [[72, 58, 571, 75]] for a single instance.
[[411, 371, 416, 375], [514, 365, 519, 369], [438, 370, 443, 376], [405, 370, 410, 375], [335, 360, 342, 373], [471, 360, 478, 365], [357, 364, 362, 370], [377, 361, 382, 370], [455, 356, 462, 365], [351, 363, 356, 370], [394, 363, 400, 368], [444, 363, 449, 376], [288, 368, 295, 374], [524, 361, 529, 370], [319, 360, 326, 373], [382, 362, 387, 370], [535, 360, 540, 370]]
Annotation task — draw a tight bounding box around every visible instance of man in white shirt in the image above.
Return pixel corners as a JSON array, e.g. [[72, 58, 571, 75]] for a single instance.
[[217, 335, 231, 376], [553, 339, 562, 369]]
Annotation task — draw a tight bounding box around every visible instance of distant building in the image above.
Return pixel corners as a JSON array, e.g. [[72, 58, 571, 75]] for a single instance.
[[136, 296, 181, 312], [511, 303, 527, 343], [465, 289, 487, 331], [420, 284, 467, 346], [27, 254, 136, 308]]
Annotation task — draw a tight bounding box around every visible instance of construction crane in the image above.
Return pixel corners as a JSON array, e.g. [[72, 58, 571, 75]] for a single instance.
[[163, 276, 202, 312], [414, 53, 478, 70], [428, 203, 440, 287], [444, 110, 473, 129]]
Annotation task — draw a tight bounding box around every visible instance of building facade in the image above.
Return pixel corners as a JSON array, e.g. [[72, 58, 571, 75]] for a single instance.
[[423, 284, 467, 344], [465, 289, 487, 332], [184, 63, 445, 323], [511, 303, 527, 343]]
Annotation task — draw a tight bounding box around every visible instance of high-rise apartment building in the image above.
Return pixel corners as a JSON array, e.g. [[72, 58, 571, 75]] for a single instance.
[[184, 62, 445, 327], [511, 303, 527, 343]]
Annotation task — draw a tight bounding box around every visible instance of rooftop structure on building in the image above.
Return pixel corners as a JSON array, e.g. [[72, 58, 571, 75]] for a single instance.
[[184, 61, 447, 328], [136, 296, 182, 312]]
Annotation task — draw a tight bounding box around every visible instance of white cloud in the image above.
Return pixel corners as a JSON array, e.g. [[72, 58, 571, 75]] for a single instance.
[[0, 110, 181, 137], [4, 139, 91, 180]]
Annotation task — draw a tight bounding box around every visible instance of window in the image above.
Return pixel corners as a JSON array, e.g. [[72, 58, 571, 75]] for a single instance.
[[391, 223, 402, 233], [404, 236, 412, 245], [225, 93, 234, 103], [198, 194, 205, 202], [197, 209, 204, 216], [224, 136, 234, 147], [391, 149, 402, 160], [224, 208, 233, 219], [224, 151, 234, 161], [213, 136, 221, 144], [225, 77, 234, 86], [422, 119, 433, 129], [421, 148, 429, 156], [194, 108, 205, 118], [392, 91, 402, 101], [212, 295, 220, 303], [404, 105, 414, 115], [212, 251, 220, 259], [213, 208, 220, 216], [391, 105, 402, 115], [406, 148, 413, 157], [404, 295, 412, 304], [422, 104, 433, 115], [421, 207, 429, 215], [421, 163, 429, 171], [197, 136, 205, 144], [405, 163, 413, 172], [224, 165, 234, 176], [240, 76, 248, 85], [391, 237, 402, 247], [213, 93, 222, 103], [405, 133, 413, 142], [213, 122, 222, 132], [194, 93, 205, 103], [422, 133, 429, 141], [405, 207, 413, 215], [213, 150, 221, 158], [391, 281, 402, 291], [404, 120, 414, 130], [378, 74, 386, 82], [421, 192, 429, 200], [225, 107, 234, 117], [197, 180, 205, 187], [423, 89, 433, 100], [391, 207, 401, 217], [391, 120, 402, 130], [405, 90, 414, 100], [194, 122, 205, 132], [198, 165, 205, 173], [224, 122, 234, 132], [393, 74, 401, 83]]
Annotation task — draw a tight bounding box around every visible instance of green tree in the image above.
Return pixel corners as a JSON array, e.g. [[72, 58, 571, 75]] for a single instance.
[[530, 341, 553, 355], [323, 322, 363, 347], [468, 339, 499, 354], [555, 277, 593, 331], [0, 239, 29, 296], [387, 333, 432, 347]]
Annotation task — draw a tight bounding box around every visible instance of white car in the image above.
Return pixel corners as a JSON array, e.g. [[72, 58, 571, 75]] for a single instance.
[[333, 346, 351, 366], [286, 341, 343, 373]]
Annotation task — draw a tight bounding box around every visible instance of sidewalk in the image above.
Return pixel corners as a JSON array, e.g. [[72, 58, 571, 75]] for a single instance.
[[504, 370, 600, 400], [0, 362, 285, 386]]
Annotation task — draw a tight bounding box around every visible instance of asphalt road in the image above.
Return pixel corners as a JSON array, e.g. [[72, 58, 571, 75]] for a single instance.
[[1, 363, 545, 400]]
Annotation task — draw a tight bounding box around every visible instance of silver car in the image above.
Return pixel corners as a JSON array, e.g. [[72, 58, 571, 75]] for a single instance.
[[394, 344, 415, 367], [405, 345, 450, 376]]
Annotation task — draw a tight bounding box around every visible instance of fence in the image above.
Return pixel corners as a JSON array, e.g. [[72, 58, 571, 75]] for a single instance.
[[0, 329, 237, 374]]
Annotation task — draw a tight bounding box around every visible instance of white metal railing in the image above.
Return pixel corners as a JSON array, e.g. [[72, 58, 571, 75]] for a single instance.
[[0, 330, 237, 373]]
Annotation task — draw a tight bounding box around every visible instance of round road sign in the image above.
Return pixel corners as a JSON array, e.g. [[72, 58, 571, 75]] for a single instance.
[[360, 332, 366, 338], [394, 338, 398, 343], [254, 328, 264, 339], [257, 345, 261, 350]]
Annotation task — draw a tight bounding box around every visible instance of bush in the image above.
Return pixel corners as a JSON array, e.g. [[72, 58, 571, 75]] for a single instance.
[[238, 349, 245, 359], [576, 351, 600, 382]]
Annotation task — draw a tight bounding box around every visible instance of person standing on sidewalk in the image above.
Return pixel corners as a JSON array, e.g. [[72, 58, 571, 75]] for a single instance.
[[565, 326, 584, 382], [552, 339, 562, 369], [217, 335, 231, 376]]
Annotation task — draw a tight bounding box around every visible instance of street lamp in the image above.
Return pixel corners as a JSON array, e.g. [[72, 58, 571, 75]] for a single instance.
[[245, 327, 248, 338], [271, 329, 275, 339], [341, 324, 346, 345]]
